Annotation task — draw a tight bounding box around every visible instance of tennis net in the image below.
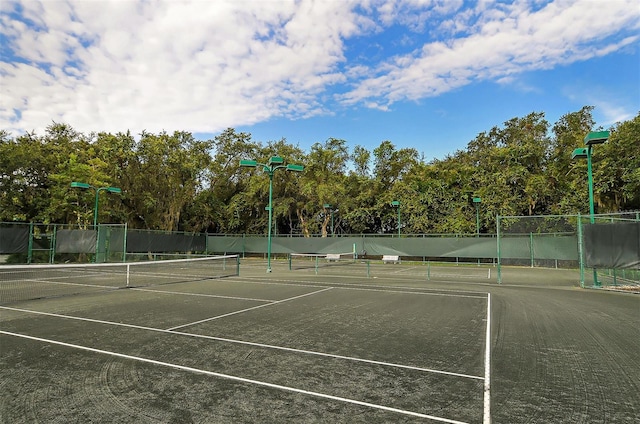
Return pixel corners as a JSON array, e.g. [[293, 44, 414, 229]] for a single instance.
[[0, 255, 239, 304], [288, 252, 356, 271]]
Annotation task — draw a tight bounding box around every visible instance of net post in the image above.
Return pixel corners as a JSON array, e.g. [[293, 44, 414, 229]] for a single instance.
[[236, 255, 240, 276], [427, 261, 431, 280], [314, 255, 318, 275], [126, 263, 130, 287], [288, 253, 292, 270], [366, 260, 370, 278]]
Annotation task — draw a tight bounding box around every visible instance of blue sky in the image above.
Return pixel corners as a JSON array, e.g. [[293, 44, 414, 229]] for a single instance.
[[1, 0, 638, 160]]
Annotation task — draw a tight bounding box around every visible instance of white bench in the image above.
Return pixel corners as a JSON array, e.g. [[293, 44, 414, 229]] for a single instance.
[[326, 253, 341, 261], [382, 255, 400, 264]]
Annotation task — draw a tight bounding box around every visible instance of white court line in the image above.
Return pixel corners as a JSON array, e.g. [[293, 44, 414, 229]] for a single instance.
[[390, 266, 422, 274], [333, 286, 485, 299], [237, 274, 489, 295], [130, 287, 274, 303], [3, 278, 116, 290], [483, 292, 491, 424], [0, 306, 483, 380], [219, 278, 328, 289], [167, 287, 334, 331], [235, 277, 487, 300], [350, 271, 490, 285], [0, 330, 470, 424]]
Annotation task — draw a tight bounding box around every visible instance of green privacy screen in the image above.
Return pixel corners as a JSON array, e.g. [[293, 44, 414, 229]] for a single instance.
[[584, 222, 640, 269], [4, 212, 639, 291], [205, 234, 500, 259]]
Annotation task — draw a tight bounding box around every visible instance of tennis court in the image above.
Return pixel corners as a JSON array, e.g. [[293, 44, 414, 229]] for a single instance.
[[1, 257, 639, 423]]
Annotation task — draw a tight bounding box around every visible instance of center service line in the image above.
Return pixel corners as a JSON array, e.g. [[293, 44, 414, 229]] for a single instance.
[[1, 330, 470, 424], [167, 287, 334, 331]]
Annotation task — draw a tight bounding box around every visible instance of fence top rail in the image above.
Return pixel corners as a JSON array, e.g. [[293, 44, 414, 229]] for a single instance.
[[498, 211, 640, 219], [223, 233, 499, 238]]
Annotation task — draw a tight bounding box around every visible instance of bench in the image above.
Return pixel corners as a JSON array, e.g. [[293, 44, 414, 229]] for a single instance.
[[382, 255, 400, 264], [326, 253, 341, 261]]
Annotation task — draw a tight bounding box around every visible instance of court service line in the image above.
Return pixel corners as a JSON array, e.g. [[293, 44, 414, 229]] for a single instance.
[[167, 287, 334, 331], [216, 278, 328, 289], [332, 286, 485, 299], [0, 330, 470, 424], [0, 306, 483, 380], [130, 287, 274, 303], [10, 278, 116, 290], [237, 276, 488, 297], [483, 292, 491, 424]]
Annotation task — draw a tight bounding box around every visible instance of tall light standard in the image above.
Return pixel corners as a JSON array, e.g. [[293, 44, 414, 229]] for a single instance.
[[391, 200, 401, 237], [70, 182, 122, 228], [323, 204, 335, 237], [571, 130, 609, 286], [473, 197, 482, 237], [240, 156, 304, 273]]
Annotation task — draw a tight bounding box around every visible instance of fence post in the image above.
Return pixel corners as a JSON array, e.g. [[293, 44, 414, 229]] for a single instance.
[[576, 213, 585, 288], [27, 222, 34, 264], [496, 215, 502, 284], [529, 232, 534, 268], [49, 225, 57, 264], [123, 223, 128, 262]]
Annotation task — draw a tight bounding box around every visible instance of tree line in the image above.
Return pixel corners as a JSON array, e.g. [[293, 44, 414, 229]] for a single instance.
[[1, 106, 638, 236]]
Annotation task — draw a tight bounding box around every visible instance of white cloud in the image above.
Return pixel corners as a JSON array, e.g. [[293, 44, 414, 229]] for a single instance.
[[337, 0, 640, 107], [0, 0, 638, 136], [596, 101, 635, 126], [1, 0, 365, 134]]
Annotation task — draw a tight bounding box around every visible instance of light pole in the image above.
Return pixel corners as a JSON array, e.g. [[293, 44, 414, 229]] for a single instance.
[[240, 157, 304, 273], [391, 200, 401, 237], [473, 197, 482, 237], [323, 204, 335, 237], [571, 130, 609, 286], [70, 182, 122, 228]]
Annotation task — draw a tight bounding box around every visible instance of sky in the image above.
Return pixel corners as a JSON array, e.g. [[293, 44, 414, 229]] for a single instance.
[[1, 0, 639, 161]]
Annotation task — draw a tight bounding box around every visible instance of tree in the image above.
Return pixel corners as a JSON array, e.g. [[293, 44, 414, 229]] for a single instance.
[[184, 128, 259, 233], [598, 112, 640, 211], [549, 106, 596, 214], [299, 138, 349, 236], [370, 141, 419, 233], [127, 131, 211, 231]]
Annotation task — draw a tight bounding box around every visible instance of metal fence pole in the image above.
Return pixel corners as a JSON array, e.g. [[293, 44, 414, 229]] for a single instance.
[[576, 213, 585, 288], [27, 222, 34, 264], [496, 215, 502, 284]]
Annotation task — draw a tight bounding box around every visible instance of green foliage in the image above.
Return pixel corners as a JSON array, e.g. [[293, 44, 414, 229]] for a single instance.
[[2, 108, 638, 235]]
